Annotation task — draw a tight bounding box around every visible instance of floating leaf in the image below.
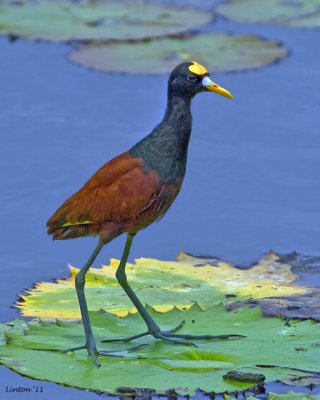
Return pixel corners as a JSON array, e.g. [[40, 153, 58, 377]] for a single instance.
[[217, 0, 320, 28], [1, 305, 319, 395], [0, 0, 211, 42], [16, 251, 310, 319], [281, 374, 320, 388], [268, 392, 320, 400], [183, 251, 320, 322], [68, 32, 288, 74], [250, 394, 320, 400], [226, 294, 320, 322]]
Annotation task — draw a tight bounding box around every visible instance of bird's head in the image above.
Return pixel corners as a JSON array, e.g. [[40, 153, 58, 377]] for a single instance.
[[168, 61, 233, 100]]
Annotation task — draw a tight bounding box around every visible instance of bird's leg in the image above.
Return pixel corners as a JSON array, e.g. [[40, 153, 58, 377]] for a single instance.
[[114, 234, 165, 336], [33, 239, 164, 366], [103, 234, 198, 346], [38, 242, 105, 366], [103, 233, 244, 346], [72, 241, 105, 366]]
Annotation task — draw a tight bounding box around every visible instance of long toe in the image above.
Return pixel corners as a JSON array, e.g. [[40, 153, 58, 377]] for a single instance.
[[101, 331, 149, 343], [97, 344, 147, 359], [59, 345, 87, 353], [99, 324, 244, 350], [155, 333, 197, 347], [162, 320, 185, 334], [164, 333, 246, 340], [28, 344, 87, 353], [26, 344, 102, 367]]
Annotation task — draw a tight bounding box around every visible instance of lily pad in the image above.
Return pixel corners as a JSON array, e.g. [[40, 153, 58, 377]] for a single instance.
[[250, 393, 320, 400], [181, 251, 320, 322], [16, 251, 310, 319], [68, 32, 288, 74], [226, 294, 320, 322], [217, 0, 320, 28], [0, 0, 212, 42], [1, 305, 319, 395]]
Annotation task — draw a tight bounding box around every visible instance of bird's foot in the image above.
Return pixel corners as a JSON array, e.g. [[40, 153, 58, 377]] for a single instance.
[[29, 344, 101, 366], [102, 320, 245, 347], [29, 342, 146, 367]]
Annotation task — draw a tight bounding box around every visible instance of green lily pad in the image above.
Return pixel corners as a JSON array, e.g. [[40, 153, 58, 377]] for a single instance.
[[68, 32, 288, 74], [16, 251, 310, 319], [1, 305, 319, 395], [217, 0, 320, 28], [0, 0, 211, 42], [257, 393, 320, 400]]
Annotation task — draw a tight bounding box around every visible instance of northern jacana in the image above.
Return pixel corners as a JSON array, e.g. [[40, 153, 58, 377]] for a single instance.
[[47, 61, 238, 367]]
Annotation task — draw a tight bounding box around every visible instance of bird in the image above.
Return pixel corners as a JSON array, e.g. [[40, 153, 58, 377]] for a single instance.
[[47, 61, 237, 367]]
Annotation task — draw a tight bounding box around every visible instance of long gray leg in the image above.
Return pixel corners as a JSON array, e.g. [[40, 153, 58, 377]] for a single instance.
[[115, 234, 161, 333], [74, 241, 104, 366], [31, 242, 105, 366], [105, 233, 245, 346], [112, 234, 196, 346]]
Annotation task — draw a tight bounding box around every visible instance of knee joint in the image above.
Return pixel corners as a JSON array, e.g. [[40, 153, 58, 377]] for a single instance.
[[115, 268, 127, 284], [75, 271, 85, 288]]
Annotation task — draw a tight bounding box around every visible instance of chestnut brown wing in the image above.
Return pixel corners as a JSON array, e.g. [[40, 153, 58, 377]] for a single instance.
[[47, 151, 162, 233]]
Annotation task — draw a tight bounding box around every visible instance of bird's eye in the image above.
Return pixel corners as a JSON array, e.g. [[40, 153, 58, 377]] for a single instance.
[[187, 74, 197, 83]]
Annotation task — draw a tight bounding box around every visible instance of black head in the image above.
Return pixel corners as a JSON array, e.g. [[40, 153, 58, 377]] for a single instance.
[[168, 61, 233, 99]]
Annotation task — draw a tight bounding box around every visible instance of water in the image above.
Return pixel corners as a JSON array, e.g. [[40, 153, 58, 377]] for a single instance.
[[0, 15, 319, 400]]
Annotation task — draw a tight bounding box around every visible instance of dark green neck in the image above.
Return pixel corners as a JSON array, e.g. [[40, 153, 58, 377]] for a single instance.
[[129, 94, 193, 182]]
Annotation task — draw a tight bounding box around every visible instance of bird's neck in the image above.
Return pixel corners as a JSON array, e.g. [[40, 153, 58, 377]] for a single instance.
[[162, 94, 192, 134], [129, 94, 193, 182]]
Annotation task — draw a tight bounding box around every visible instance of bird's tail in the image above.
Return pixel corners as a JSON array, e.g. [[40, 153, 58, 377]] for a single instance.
[[48, 224, 94, 240]]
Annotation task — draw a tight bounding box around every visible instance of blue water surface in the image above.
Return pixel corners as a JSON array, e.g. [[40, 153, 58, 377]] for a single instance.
[[0, 17, 319, 400]]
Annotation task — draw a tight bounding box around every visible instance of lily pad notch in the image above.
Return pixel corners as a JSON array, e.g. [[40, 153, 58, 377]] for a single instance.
[[16, 251, 312, 320]]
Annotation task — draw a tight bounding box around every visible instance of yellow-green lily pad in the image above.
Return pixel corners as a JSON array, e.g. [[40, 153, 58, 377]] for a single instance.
[[0, 0, 212, 42], [68, 32, 288, 74], [1, 305, 319, 395], [217, 0, 320, 28], [17, 251, 311, 319]]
